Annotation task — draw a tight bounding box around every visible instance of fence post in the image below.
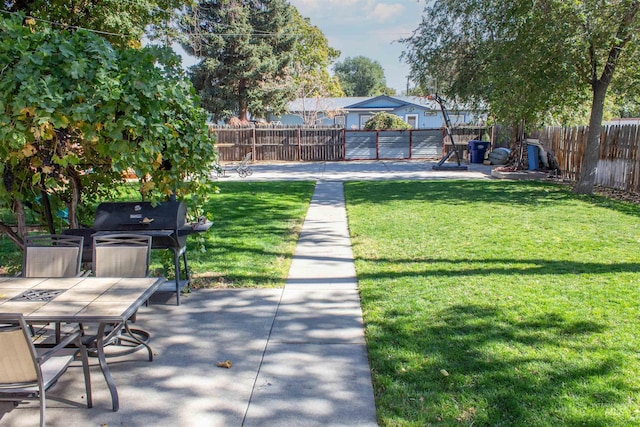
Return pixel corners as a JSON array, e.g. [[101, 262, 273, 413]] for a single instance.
[[343, 128, 346, 160], [298, 127, 302, 161], [409, 129, 413, 159], [252, 126, 256, 160]]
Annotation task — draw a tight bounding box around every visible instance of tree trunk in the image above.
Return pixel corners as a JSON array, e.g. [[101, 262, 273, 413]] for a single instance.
[[238, 105, 248, 121], [40, 189, 56, 234], [574, 81, 608, 195], [238, 79, 248, 121], [574, 3, 639, 195], [13, 199, 27, 240], [68, 168, 81, 229]]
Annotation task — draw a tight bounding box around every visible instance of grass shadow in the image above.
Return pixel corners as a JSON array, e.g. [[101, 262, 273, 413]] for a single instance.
[[353, 256, 640, 279], [367, 302, 633, 426]]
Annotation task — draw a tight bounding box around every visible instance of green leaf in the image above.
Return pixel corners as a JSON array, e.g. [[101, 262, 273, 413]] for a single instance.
[[0, 13, 215, 233], [68, 61, 86, 79]]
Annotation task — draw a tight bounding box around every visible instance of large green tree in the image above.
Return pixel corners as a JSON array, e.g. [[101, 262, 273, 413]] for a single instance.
[[179, 0, 297, 122], [4, 0, 186, 47], [333, 56, 394, 97], [0, 15, 215, 248], [290, 9, 342, 99], [403, 0, 640, 194], [287, 9, 344, 125]]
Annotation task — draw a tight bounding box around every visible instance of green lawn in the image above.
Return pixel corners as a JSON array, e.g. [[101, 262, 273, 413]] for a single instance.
[[189, 181, 315, 287], [344, 180, 640, 427], [2, 178, 639, 425]]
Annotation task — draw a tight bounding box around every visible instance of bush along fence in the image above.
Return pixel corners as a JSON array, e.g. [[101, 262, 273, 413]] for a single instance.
[[210, 125, 489, 162], [534, 125, 640, 194]]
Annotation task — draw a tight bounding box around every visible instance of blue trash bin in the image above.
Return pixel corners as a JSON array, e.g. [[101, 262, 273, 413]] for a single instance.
[[527, 144, 540, 170], [468, 140, 488, 164]]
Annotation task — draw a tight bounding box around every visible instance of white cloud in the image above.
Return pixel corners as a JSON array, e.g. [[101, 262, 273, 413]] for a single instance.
[[368, 2, 405, 22], [289, 0, 361, 15], [290, 0, 400, 20], [288, 0, 319, 12]]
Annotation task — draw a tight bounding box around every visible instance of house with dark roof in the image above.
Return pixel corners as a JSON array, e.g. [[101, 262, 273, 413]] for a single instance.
[[268, 95, 486, 129]]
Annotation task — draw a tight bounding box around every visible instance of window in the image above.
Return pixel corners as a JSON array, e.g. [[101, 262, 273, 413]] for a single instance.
[[405, 114, 418, 128], [359, 114, 373, 129], [334, 115, 346, 127]]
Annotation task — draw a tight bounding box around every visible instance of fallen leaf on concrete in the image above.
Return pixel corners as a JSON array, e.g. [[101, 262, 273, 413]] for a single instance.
[[216, 360, 233, 368]]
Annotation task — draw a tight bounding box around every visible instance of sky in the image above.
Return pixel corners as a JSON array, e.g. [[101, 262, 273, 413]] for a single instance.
[[288, 0, 426, 94]]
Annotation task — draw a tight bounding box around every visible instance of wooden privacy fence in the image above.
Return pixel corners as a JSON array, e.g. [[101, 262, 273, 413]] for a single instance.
[[210, 126, 489, 162], [211, 124, 640, 193], [212, 126, 344, 161], [534, 125, 640, 193]]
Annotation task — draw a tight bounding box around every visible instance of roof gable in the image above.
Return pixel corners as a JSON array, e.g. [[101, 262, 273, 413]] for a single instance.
[[346, 95, 409, 109]]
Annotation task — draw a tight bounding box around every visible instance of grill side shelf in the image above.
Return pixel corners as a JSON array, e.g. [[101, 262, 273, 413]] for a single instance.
[[93, 230, 174, 237], [178, 221, 214, 235]]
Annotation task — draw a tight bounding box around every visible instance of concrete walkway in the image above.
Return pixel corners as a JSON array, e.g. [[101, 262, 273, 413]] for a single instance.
[[243, 181, 377, 426], [0, 160, 493, 426]]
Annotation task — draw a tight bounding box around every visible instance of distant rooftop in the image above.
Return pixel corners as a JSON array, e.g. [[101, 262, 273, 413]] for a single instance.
[[286, 95, 439, 113]]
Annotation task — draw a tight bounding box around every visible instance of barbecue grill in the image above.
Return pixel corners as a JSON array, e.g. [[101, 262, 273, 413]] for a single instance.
[[68, 200, 212, 305]]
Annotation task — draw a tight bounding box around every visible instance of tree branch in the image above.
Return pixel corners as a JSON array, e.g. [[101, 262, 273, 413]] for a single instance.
[[0, 222, 24, 251], [600, 2, 640, 86], [589, 41, 598, 86]]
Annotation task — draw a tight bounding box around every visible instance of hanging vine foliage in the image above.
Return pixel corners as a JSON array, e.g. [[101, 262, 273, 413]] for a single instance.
[[0, 15, 216, 247]]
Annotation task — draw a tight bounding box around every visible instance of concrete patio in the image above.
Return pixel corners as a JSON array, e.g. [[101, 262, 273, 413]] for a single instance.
[[0, 160, 494, 426]]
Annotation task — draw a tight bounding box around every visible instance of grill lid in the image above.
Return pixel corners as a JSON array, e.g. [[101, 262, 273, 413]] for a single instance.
[[93, 201, 187, 232]]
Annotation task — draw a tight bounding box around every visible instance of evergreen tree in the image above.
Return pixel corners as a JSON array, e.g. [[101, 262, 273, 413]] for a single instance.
[[180, 0, 296, 122]]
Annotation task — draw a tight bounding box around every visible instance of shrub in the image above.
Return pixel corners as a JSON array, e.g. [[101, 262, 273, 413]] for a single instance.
[[363, 112, 412, 130]]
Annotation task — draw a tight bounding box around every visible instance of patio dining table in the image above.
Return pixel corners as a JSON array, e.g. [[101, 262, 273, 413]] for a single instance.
[[0, 275, 164, 412]]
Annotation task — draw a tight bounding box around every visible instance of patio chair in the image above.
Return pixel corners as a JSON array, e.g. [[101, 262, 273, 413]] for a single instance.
[[0, 313, 92, 427], [23, 234, 84, 278], [92, 234, 151, 278], [91, 234, 153, 360], [23, 234, 85, 342]]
